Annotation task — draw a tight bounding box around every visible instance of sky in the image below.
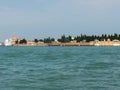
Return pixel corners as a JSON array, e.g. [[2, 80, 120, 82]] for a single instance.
[[0, 0, 120, 41]]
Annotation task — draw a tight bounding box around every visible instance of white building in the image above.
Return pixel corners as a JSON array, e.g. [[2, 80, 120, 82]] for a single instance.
[[4, 38, 13, 46]]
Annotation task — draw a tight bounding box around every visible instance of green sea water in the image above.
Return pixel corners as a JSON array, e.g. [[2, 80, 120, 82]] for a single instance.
[[0, 46, 120, 90]]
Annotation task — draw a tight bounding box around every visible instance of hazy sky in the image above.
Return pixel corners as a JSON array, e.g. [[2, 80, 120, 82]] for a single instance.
[[0, 0, 120, 41]]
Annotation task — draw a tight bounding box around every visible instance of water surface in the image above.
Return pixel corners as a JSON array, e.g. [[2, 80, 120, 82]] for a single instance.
[[0, 46, 120, 90]]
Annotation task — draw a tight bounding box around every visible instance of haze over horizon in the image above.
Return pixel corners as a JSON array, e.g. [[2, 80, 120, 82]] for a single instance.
[[0, 0, 120, 41]]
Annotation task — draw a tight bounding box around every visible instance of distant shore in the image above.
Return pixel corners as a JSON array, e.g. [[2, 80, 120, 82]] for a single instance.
[[3, 34, 120, 46], [12, 40, 120, 46]]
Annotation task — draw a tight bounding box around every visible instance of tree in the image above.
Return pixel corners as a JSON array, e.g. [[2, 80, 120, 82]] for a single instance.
[[34, 39, 39, 43], [61, 35, 66, 42], [39, 39, 44, 42], [68, 35, 72, 41], [74, 36, 81, 42], [51, 38, 55, 42], [15, 39, 19, 44], [19, 39, 27, 44], [44, 37, 55, 43], [57, 35, 72, 43]]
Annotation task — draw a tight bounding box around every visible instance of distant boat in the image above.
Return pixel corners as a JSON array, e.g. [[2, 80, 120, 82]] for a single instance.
[[4, 39, 13, 46]]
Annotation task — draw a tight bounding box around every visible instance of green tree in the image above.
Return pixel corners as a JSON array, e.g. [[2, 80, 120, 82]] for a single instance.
[[44, 37, 55, 43], [19, 39, 27, 44], [15, 39, 19, 44], [39, 39, 44, 42], [34, 39, 39, 43]]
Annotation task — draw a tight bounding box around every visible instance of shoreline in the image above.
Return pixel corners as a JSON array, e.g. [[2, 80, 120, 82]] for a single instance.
[[12, 41, 120, 47]]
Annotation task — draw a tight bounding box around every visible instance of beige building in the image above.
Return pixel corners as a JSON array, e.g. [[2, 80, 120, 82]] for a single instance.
[[94, 39, 120, 46]]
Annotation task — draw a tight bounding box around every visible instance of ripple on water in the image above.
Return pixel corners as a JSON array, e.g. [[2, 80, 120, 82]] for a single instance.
[[0, 47, 120, 90]]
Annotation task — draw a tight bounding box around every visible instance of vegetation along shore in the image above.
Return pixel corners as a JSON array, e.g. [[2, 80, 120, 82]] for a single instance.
[[3, 33, 120, 46]]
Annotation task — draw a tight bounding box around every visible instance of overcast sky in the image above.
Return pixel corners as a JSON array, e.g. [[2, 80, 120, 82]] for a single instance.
[[0, 0, 120, 41]]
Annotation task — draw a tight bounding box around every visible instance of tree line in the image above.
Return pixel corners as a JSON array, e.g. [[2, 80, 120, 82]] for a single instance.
[[15, 33, 120, 44], [34, 34, 120, 43], [74, 33, 120, 42], [15, 38, 27, 44]]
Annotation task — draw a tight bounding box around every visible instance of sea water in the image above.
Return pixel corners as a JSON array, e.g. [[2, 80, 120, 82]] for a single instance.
[[0, 46, 120, 90]]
